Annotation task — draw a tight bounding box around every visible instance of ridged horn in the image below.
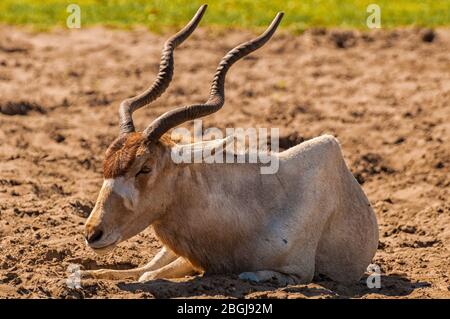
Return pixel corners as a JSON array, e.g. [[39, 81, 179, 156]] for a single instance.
[[118, 4, 207, 134], [144, 12, 284, 141]]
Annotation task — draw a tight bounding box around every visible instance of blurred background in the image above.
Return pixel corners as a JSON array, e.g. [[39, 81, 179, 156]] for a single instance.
[[0, 0, 449, 31]]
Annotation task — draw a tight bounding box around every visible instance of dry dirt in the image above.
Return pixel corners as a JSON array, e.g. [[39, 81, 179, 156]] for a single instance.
[[0, 25, 449, 299]]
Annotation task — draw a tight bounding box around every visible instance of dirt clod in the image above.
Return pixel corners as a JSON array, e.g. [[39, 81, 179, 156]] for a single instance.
[[421, 29, 436, 43], [0, 101, 43, 116]]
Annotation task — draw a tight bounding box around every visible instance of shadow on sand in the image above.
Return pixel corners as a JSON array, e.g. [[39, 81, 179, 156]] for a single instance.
[[116, 273, 430, 298]]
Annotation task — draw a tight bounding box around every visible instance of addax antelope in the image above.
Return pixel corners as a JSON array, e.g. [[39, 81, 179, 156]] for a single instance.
[[83, 5, 379, 285]]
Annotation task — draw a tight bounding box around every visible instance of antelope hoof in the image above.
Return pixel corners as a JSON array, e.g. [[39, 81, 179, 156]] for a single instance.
[[138, 271, 158, 283], [239, 272, 261, 283], [239, 271, 298, 286], [81, 269, 113, 280], [80, 270, 96, 279]]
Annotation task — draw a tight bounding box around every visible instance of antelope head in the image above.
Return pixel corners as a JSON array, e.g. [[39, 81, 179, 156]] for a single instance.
[[84, 4, 284, 253]]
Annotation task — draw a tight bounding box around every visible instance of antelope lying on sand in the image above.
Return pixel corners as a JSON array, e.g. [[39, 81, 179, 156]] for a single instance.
[[84, 5, 379, 284]]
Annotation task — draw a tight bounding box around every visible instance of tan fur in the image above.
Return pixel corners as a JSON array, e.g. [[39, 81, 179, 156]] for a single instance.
[[84, 134, 378, 284]]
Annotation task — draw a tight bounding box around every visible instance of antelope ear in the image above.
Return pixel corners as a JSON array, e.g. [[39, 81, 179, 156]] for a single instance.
[[170, 135, 235, 163]]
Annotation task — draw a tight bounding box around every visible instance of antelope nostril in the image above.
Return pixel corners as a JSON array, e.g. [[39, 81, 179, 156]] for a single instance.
[[86, 229, 103, 244]]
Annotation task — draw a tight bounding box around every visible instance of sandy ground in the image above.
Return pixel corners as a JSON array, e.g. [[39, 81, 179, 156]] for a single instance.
[[0, 25, 449, 299]]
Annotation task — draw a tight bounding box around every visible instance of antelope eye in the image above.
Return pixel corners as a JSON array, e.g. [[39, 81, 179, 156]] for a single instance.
[[136, 167, 151, 177]]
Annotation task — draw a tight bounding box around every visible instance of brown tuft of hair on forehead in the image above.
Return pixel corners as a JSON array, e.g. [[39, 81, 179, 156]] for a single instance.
[[103, 133, 175, 178], [103, 133, 145, 178]]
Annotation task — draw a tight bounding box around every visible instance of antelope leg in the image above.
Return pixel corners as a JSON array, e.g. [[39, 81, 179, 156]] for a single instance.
[[138, 257, 197, 282], [82, 246, 178, 280]]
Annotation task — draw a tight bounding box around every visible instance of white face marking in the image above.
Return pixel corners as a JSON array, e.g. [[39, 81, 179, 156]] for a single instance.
[[103, 177, 139, 210]]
